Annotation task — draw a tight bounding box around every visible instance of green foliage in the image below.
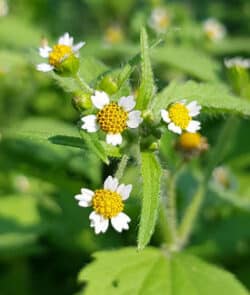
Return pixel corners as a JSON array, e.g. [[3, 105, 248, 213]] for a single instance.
[[5, 117, 79, 142], [78, 247, 248, 295], [152, 45, 221, 82], [79, 131, 109, 164], [151, 80, 250, 119], [137, 152, 162, 250], [136, 28, 155, 110], [0, 195, 44, 255]]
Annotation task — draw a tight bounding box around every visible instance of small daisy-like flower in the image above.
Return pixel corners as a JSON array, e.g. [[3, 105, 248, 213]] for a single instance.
[[37, 32, 85, 72], [203, 18, 226, 41], [104, 24, 124, 45], [81, 91, 142, 146], [161, 100, 201, 134], [224, 57, 250, 69], [75, 176, 132, 234], [149, 7, 170, 33], [177, 132, 208, 158]]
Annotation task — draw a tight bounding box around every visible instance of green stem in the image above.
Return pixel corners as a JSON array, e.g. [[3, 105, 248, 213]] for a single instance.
[[115, 155, 129, 180], [165, 171, 178, 245], [74, 72, 93, 94], [177, 116, 240, 249], [157, 201, 173, 245]]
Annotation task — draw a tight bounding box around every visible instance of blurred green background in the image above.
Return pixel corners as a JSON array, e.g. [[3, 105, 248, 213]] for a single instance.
[[0, 0, 250, 294]]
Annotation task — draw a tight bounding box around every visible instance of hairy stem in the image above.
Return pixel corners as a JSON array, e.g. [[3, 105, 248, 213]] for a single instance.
[[177, 116, 239, 249], [74, 72, 93, 94], [115, 155, 129, 180]]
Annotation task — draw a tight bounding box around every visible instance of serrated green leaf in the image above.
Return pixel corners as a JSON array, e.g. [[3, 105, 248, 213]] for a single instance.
[[138, 152, 161, 250], [206, 37, 250, 55], [5, 117, 79, 142], [79, 130, 109, 164], [151, 80, 250, 119], [136, 28, 155, 110], [78, 247, 248, 295], [152, 45, 220, 81]]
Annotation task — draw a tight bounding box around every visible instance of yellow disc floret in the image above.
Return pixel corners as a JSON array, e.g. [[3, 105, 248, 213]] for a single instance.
[[92, 189, 124, 218], [97, 102, 128, 134], [49, 44, 73, 67], [168, 102, 191, 129], [179, 132, 202, 150], [105, 26, 124, 44]]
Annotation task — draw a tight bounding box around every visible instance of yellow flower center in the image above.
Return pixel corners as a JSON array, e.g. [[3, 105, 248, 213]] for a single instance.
[[157, 15, 170, 29], [49, 44, 73, 67], [97, 102, 128, 134], [92, 189, 124, 218], [168, 102, 191, 129], [179, 132, 202, 150], [105, 26, 124, 44]]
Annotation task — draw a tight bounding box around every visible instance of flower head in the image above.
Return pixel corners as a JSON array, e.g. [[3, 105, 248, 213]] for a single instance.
[[81, 91, 142, 146], [149, 7, 170, 33], [75, 176, 132, 234], [161, 100, 201, 134], [203, 18, 226, 41], [224, 57, 250, 69], [104, 24, 124, 45], [177, 132, 208, 157], [37, 32, 85, 72]]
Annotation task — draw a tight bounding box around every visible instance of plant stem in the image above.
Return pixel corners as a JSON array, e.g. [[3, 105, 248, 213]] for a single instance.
[[74, 72, 93, 94], [165, 171, 178, 245], [115, 155, 129, 180], [177, 116, 239, 249]]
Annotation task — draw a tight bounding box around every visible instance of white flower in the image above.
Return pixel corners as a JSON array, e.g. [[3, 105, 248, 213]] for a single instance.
[[161, 100, 201, 134], [148, 7, 170, 33], [203, 18, 226, 41], [75, 176, 132, 234], [224, 57, 250, 69], [81, 91, 142, 146], [0, 0, 8, 17], [37, 32, 85, 72]]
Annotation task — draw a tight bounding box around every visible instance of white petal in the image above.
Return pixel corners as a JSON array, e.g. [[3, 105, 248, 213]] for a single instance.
[[73, 41, 85, 52], [104, 176, 119, 192], [81, 115, 99, 133], [118, 95, 136, 112], [89, 212, 109, 234], [186, 120, 201, 133], [161, 109, 171, 123], [36, 63, 54, 72], [58, 32, 73, 46], [75, 189, 94, 207], [187, 101, 201, 117], [127, 111, 142, 129], [39, 46, 52, 58], [168, 122, 182, 134], [91, 91, 110, 109], [117, 184, 132, 200], [106, 133, 122, 146], [111, 212, 131, 232]]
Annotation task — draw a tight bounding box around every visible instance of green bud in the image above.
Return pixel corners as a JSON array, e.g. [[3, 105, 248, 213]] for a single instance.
[[55, 54, 80, 77], [225, 64, 250, 99], [72, 92, 92, 111], [98, 75, 118, 95]]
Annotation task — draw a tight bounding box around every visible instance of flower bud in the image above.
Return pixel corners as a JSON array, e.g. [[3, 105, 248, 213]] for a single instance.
[[72, 92, 92, 111], [97, 75, 118, 95], [55, 54, 80, 77]]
